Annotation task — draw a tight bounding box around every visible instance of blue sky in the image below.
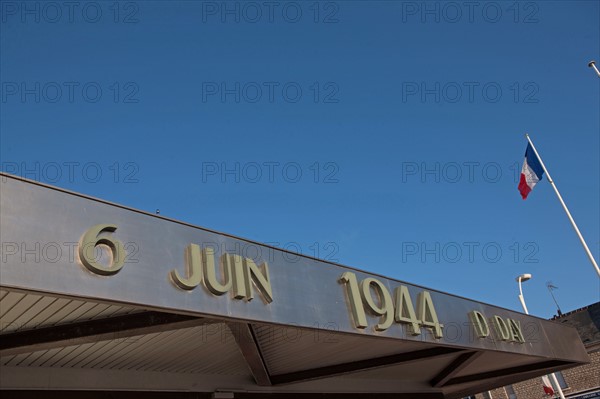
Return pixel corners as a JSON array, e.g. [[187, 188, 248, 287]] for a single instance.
[[1, 0, 598, 318]]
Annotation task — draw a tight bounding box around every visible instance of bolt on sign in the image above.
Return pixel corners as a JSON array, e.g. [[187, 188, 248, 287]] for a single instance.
[[79, 223, 527, 346], [78, 224, 526, 344]]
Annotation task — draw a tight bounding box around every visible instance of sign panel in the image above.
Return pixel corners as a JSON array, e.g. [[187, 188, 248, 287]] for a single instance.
[[0, 174, 588, 361]]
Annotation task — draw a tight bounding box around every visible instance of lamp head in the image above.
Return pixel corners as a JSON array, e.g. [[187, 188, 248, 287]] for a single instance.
[[516, 273, 532, 283]]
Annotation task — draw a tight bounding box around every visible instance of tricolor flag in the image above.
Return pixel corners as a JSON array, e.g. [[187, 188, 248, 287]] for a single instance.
[[518, 143, 545, 199], [541, 375, 555, 396]]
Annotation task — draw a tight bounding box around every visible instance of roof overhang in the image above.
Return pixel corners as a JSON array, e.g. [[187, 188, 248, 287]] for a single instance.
[[0, 173, 590, 398]]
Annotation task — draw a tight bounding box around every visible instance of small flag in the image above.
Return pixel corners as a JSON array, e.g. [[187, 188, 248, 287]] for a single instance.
[[542, 375, 555, 396], [518, 143, 545, 199]]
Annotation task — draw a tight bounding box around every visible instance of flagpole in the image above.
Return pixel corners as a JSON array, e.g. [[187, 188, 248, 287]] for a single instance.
[[589, 61, 600, 78], [525, 134, 600, 278], [517, 275, 566, 399]]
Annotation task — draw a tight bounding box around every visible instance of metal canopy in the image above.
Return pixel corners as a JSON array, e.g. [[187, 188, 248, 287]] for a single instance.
[[0, 173, 590, 398]]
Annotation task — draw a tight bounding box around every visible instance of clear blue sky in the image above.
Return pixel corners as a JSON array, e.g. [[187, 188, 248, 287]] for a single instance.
[[1, 0, 598, 318]]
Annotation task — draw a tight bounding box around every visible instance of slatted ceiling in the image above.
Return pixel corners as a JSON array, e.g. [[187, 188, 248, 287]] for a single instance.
[[110, 331, 186, 369], [0, 324, 250, 377], [0, 354, 15, 365], [60, 342, 98, 368], [2, 352, 27, 367], [109, 331, 179, 369], [30, 348, 62, 367], [112, 325, 241, 374], [351, 352, 461, 381], [0, 292, 41, 330], [165, 327, 242, 374], [36, 348, 71, 367], [28, 298, 92, 328], [63, 302, 103, 322], [110, 330, 180, 370], [47, 345, 85, 367], [159, 330, 213, 373], [17, 296, 66, 328], [148, 328, 206, 372], [20, 349, 45, 367], [20, 348, 59, 367], [65, 341, 114, 368], [92, 333, 163, 369], [20, 348, 48, 367], [172, 332, 239, 373], [79, 339, 135, 368], [160, 345, 209, 373], [2, 353, 18, 366], [5, 295, 58, 332], [254, 324, 433, 375], [452, 350, 539, 377], [77, 303, 121, 321], [182, 329, 248, 375], [102, 335, 166, 368], [115, 325, 246, 375], [29, 298, 82, 327], [131, 327, 199, 371], [0, 291, 27, 316], [0, 289, 141, 333]]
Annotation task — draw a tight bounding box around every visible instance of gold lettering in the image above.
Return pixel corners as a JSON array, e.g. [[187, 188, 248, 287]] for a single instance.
[[508, 318, 525, 343], [469, 310, 490, 338], [394, 285, 421, 335], [339, 272, 368, 329], [229, 254, 247, 299], [242, 257, 273, 303], [202, 247, 231, 295], [169, 245, 273, 304], [492, 315, 511, 341], [170, 244, 202, 290], [360, 278, 393, 331], [417, 291, 444, 338], [78, 224, 126, 276]]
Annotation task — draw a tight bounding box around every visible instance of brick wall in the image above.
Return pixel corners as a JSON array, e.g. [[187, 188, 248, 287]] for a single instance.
[[475, 350, 600, 399], [560, 350, 600, 394]]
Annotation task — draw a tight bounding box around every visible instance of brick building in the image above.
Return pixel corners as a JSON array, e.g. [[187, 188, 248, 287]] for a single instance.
[[474, 302, 600, 399]]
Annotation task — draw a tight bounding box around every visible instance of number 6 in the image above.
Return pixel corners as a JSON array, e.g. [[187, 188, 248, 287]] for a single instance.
[[78, 224, 126, 276]]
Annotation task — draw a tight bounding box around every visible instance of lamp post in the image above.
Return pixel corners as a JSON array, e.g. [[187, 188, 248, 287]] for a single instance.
[[516, 274, 566, 399]]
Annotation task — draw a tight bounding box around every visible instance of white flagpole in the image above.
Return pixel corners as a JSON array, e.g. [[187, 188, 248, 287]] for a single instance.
[[525, 134, 600, 278], [589, 61, 600, 78]]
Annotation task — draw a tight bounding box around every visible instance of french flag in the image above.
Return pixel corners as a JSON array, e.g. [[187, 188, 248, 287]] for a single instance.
[[518, 143, 545, 200], [541, 375, 555, 396]]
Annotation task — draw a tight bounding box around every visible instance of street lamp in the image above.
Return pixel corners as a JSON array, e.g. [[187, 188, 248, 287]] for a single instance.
[[516, 273, 532, 314], [515, 274, 566, 399]]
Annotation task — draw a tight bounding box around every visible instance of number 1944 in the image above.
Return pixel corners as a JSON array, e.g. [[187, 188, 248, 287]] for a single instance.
[[339, 272, 444, 338]]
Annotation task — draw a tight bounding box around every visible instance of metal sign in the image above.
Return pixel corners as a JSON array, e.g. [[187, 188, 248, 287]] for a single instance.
[[0, 173, 588, 362]]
